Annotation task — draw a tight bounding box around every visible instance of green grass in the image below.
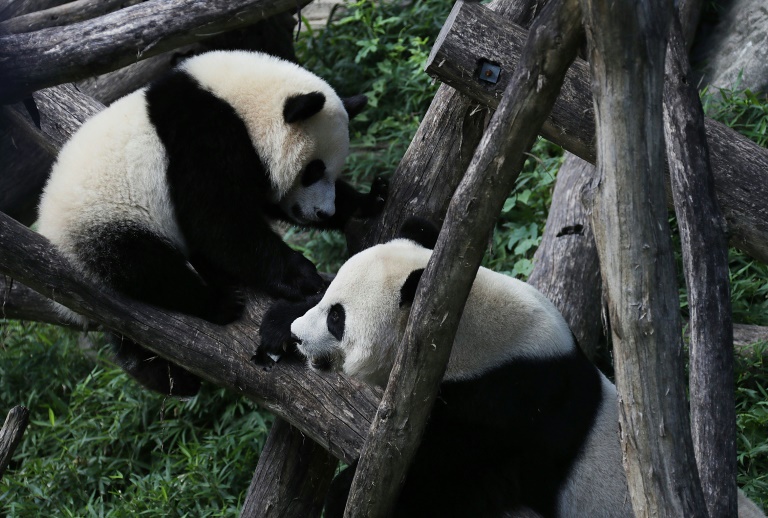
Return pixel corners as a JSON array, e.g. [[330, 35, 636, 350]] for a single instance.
[[0, 321, 270, 516]]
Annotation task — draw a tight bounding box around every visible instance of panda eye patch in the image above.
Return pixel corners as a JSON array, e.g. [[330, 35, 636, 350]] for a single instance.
[[302, 159, 326, 186], [327, 303, 345, 340]]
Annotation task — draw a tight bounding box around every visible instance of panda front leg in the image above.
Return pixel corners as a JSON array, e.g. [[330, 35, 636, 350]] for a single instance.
[[311, 177, 388, 231]]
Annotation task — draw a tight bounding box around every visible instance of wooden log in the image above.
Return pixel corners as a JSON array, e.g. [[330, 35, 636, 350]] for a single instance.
[[0, 406, 30, 480], [240, 418, 337, 518], [343, 0, 582, 515], [0, 211, 380, 464], [527, 153, 603, 363], [664, 14, 737, 518], [0, 0, 69, 22], [0, 0, 144, 34], [0, 0, 311, 103], [580, 0, 708, 514], [425, 7, 768, 266]]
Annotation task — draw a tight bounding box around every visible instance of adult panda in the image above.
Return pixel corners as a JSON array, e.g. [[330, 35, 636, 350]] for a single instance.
[[38, 50, 386, 396], [260, 218, 766, 518]]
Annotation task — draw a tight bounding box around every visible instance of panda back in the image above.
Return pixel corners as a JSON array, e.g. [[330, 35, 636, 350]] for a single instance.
[[38, 90, 183, 258]]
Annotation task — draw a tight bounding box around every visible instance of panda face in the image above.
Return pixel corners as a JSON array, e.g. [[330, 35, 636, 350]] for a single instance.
[[180, 51, 358, 223], [291, 239, 429, 386]]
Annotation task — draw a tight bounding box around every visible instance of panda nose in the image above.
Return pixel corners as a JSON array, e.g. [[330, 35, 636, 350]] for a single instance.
[[315, 209, 331, 221], [289, 333, 302, 346]]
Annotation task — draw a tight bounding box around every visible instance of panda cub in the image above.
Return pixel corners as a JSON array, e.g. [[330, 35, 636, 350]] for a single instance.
[[38, 50, 386, 396], [260, 219, 766, 518]]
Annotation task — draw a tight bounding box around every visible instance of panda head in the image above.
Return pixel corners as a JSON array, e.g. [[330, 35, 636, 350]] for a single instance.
[[180, 51, 367, 224], [290, 218, 439, 386]]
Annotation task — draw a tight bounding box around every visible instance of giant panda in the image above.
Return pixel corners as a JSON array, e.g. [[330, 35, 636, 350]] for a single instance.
[[259, 218, 766, 518], [37, 50, 387, 397]]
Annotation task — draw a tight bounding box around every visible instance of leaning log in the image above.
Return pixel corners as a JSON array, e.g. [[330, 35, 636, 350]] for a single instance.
[[425, 4, 768, 266], [664, 14, 736, 518], [0, 0, 311, 103], [343, 0, 582, 515], [0, 0, 144, 34]]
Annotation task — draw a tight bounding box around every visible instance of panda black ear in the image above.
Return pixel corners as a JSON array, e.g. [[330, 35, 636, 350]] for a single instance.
[[284, 92, 326, 123], [399, 268, 425, 307], [398, 216, 440, 250], [342, 94, 367, 120]]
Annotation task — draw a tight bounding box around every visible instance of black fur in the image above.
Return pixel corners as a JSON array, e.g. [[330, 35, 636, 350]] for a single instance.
[[326, 303, 345, 340], [325, 348, 604, 518], [398, 216, 440, 249], [78, 67, 384, 396], [399, 268, 425, 307], [257, 295, 323, 361], [341, 94, 368, 119], [283, 92, 326, 123]]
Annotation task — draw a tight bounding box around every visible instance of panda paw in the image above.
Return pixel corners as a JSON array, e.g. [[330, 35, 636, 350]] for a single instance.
[[268, 251, 326, 300], [203, 286, 246, 325], [360, 176, 388, 218], [256, 296, 321, 362]]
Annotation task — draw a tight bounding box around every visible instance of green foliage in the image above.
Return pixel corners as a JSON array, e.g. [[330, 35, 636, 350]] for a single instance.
[[701, 82, 768, 147], [735, 342, 768, 510], [0, 321, 270, 516]]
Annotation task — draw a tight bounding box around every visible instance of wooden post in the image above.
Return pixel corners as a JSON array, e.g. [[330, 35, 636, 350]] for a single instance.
[[343, 0, 583, 515], [579, 0, 708, 513], [240, 418, 337, 518], [663, 13, 736, 518]]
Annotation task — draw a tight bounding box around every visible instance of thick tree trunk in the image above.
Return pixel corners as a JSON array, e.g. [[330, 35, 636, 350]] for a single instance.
[[343, 1, 582, 515], [425, 8, 768, 266], [664, 15, 737, 518], [579, 0, 708, 514], [240, 418, 337, 518], [0, 0, 310, 103]]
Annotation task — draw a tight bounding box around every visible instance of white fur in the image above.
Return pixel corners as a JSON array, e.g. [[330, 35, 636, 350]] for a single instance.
[[291, 238, 572, 386]]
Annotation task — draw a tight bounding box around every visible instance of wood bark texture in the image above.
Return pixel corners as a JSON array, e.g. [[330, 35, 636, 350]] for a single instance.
[[0, 212, 381, 464], [0, 0, 69, 22], [663, 15, 737, 518], [0, 0, 145, 34], [343, 1, 582, 516], [240, 418, 337, 518], [527, 153, 603, 363], [0, 0, 310, 103], [0, 406, 30, 480], [579, 0, 708, 514], [425, 6, 768, 266]]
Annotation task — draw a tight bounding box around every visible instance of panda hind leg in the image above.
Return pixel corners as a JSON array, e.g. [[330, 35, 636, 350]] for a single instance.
[[74, 220, 244, 324], [108, 333, 201, 397]]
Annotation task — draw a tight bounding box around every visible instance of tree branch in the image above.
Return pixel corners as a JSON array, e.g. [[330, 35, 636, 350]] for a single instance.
[[0, 0, 311, 103], [343, 0, 582, 515], [0, 0, 144, 34]]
